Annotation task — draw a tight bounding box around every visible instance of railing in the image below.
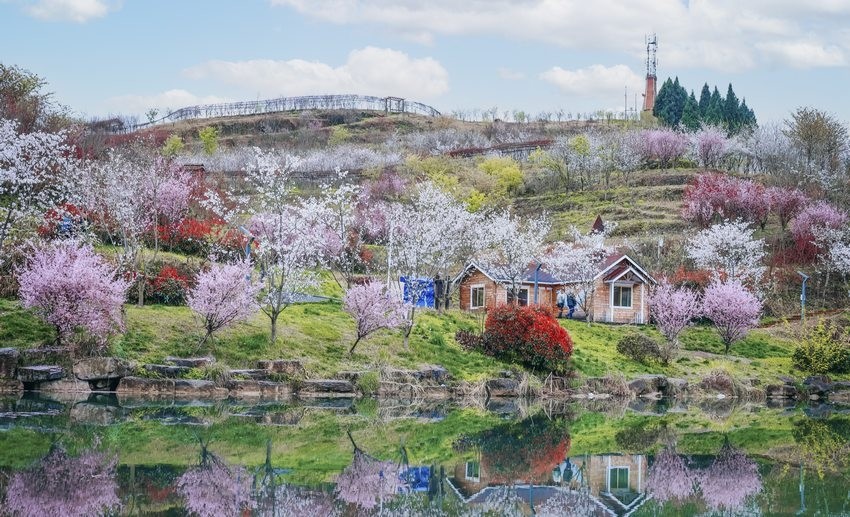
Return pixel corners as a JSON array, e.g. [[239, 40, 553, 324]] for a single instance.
[[114, 94, 441, 133]]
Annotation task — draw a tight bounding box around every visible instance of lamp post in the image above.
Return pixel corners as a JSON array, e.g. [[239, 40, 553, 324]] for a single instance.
[[798, 271, 809, 322]]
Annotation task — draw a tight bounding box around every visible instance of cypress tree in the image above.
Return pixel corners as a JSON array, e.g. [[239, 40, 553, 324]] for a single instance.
[[705, 86, 723, 125], [653, 78, 676, 126], [723, 84, 740, 132], [671, 77, 688, 126], [681, 91, 701, 131], [739, 98, 757, 129], [698, 83, 711, 118]]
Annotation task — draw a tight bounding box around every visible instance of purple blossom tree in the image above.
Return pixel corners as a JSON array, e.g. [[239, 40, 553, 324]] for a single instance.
[[646, 447, 697, 503], [187, 260, 259, 346], [791, 200, 848, 260], [702, 279, 762, 353], [177, 445, 255, 517], [343, 280, 408, 354], [699, 443, 762, 512], [692, 126, 730, 168], [649, 282, 701, 363], [767, 187, 808, 230], [639, 129, 689, 168], [16, 241, 129, 352], [4, 445, 121, 517], [334, 434, 402, 511]]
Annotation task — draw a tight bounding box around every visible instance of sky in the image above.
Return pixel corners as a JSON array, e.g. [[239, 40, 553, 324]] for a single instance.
[[3, 0, 850, 123]]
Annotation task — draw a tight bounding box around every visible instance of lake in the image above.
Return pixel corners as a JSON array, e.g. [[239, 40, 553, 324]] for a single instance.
[[0, 393, 848, 516]]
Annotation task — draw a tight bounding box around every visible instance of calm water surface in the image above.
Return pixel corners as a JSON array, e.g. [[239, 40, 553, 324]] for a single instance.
[[0, 393, 848, 516]]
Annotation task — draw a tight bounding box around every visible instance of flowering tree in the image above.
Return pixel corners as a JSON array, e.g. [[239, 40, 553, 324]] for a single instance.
[[791, 200, 848, 262], [649, 282, 701, 363], [0, 118, 78, 265], [478, 211, 549, 304], [536, 489, 600, 517], [692, 125, 730, 168], [646, 447, 697, 503], [177, 444, 255, 517], [682, 174, 770, 228], [334, 434, 402, 511], [17, 241, 129, 352], [699, 443, 762, 512], [686, 220, 765, 284], [188, 260, 259, 346], [544, 222, 614, 323], [639, 128, 689, 168], [702, 279, 762, 353], [4, 445, 121, 517], [767, 187, 808, 230], [343, 281, 408, 354]]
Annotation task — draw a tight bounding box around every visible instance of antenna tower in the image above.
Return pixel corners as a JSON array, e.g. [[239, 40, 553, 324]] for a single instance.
[[642, 33, 658, 112]]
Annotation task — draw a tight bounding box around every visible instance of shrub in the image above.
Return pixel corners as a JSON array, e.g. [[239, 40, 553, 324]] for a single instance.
[[616, 333, 664, 364], [146, 265, 191, 305], [455, 329, 484, 351], [482, 304, 573, 373], [792, 321, 850, 374], [356, 371, 380, 395]]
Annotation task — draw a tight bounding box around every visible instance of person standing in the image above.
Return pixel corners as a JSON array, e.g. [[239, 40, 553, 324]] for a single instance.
[[556, 289, 566, 318]]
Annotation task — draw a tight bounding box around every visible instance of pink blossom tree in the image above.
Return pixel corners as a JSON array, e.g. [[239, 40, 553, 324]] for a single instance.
[[699, 443, 762, 512], [334, 434, 402, 511], [639, 129, 689, 168], [702, 279, 762, 353], [17, 241, 129, 353], [768, 187, 808, 230], [686, 220, 765, 284], [4, 445, 121, 517], [649, 282, 701, 363], [0, 118, 78, 265], [692, 125, 730, 168], [646, 447, 697, 504], [187, 260, 259, 346], [343, 280, 408, 354], [682, 174, 771, 228], [791, 200, 848, 262], [177, 445, 255, 517]]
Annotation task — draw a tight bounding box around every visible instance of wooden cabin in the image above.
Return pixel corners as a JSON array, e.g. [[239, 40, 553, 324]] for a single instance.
[[454, 253, 655, 324]]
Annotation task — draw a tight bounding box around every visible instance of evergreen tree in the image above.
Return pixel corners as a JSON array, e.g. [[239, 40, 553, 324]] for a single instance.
[[654, 77, 688, 127], [723, 84, 740, 132], [653, 78, 674, 125], [739, 99, 757, 129], [698, 83, 711, 118], [681, 91, 701, 131], [705, 86, 724, 125], [671, 77, 688, 126]]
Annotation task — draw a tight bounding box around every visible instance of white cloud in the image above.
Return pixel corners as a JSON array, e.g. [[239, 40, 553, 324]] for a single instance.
[[104, 89, 229, 116], [540, 64, 643, 98], [757, 40, 846, 68], [183, 47, 449, 99], [271, 0, 850, 72], [23, 0, 115, 22], [498, 67, 525, 80]]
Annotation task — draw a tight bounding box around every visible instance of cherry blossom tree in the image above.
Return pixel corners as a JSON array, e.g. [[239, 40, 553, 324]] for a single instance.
[[649, 282, 701, 363], [4, 444, 121, 517], [682, 174, 771, 228], [646, 447, 697, 503], [639, 128, 689, 168], [768, 187, 808, 230], [334, 434, 402, 511], [699, 443, 762, 512], [177, 444, 255, 517], [17, 241, 129, 352], [188, 260, 259, 346], [343, 280, 408, 354], [0, 118, 78, 265], [692, 125, 730, 168], [686, 220, 765, 284], [702, 279, 762, 353], [536, 489, 601, 517], [543, 222, 614, 323], [791, 200, 848, 262]]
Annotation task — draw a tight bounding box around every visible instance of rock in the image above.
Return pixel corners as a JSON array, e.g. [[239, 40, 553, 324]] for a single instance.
[[628, 375, 666, 397], [17, 365, 64, 383], [70, 403, 122, 425], [485, 378, 519, 397], [666, 378, 689, 397], [382, 369, 418, 383], [257, 359, 306, 377], [261, 411, 304, 426], [116, 377, 175, 395], [19, 348, 74, 370], [486, 398, 521, 415], [73, 357, 130, 381], [165, 356, 216, 368], [140, 364, 190, 378], [39, 378, 91, 394], [829, 389, 850, 405], [0, 379, 23, 394], [415, 365, 451, 383], [0, 348, 20, 379], [803, 375, 833, 396], [173, 380, 228, 399], [298, 379, 355, 397], [230, 369, 269, 380], [226, 380, 291, 399], [336, 371, 364, 382], [766, 384, 798, 399]]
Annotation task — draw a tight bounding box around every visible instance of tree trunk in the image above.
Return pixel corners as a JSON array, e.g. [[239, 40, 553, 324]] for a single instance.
[[137, 272, 145, 307], [270, 313, 278, 343], [349, 335, 362, 355]]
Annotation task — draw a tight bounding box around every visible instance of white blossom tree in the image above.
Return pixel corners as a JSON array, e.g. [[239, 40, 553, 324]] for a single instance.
[[685, 220, 765, 284]]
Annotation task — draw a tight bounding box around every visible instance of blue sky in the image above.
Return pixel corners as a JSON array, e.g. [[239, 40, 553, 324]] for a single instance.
[[2, 0, 850, 123]]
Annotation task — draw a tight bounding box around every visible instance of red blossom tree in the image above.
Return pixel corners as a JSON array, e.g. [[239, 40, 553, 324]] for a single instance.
[[483, 305, 573, 373]]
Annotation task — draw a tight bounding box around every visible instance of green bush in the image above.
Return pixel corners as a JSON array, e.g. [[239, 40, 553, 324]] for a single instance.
[[616, 333, 664, 364], [792, 321, 850, 374], [356, 371, 380, 395]]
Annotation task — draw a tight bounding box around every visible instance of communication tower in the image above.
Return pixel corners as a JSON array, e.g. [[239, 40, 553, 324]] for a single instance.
[[642, 34, 658, 112]]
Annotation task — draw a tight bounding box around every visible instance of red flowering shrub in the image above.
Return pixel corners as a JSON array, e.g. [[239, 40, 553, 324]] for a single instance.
[[37, 203, 86, 238], [669, 266, 712, 289], [482, 304, 573, 373], [145, 264, 192, 305]]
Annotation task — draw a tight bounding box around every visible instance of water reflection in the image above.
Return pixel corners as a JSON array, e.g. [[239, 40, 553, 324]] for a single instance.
[[0, 394, 848, 516]]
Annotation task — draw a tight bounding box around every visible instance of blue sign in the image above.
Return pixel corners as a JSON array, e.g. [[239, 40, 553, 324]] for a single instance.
[[400, 277, 435, 308]]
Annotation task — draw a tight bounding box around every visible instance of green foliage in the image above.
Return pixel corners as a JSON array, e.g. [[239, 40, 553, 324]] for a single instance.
[[680, 91, 701, 131], [0, 299, 54, 348], [616, 333, 665, 365], [792, 320, 850, 374], [465, 189, 486, 212], [655, 78, 755, 133], [477, 156, 523, 196], [356, 371, 380, 395], [198, 126, 219, 155], [327, 126, 351, 146], [161, 134, 184, 157]]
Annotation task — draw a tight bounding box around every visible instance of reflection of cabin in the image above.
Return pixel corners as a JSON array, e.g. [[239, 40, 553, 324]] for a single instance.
[[570, 453, 649, 516], [454, 254, 654, 324]]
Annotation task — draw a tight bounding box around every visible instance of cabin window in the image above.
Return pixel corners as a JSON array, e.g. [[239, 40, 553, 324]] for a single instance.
[[613, 285, 632, 308], [470, 285, 485, 309], [507, 288, 529, 306], [465, 460, 481, 481], [608, 467, 629, 491]]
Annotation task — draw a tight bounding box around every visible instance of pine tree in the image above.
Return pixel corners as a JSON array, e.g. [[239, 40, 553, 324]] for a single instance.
[[671, 77, 688, 126], [681, 91, 701, 131], [723, 84, 740, 132], [705, 86, 723, 125], [739, 99, 757, 129], [653, 78, 675, 125], [698, 83, 711, 118]]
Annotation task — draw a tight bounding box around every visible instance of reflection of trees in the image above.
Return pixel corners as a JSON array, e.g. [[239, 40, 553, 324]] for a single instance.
[[646, 446, 697, 503], [793, 418, 850, 477], [252, 439, 336, 516], [537, 489, 603, 516], [4, 443, 120, 517], [453, 416, 571, 484], [334, 431, 402, 511], [698, 442, 763, 513], [176, 439, 254, 517]]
